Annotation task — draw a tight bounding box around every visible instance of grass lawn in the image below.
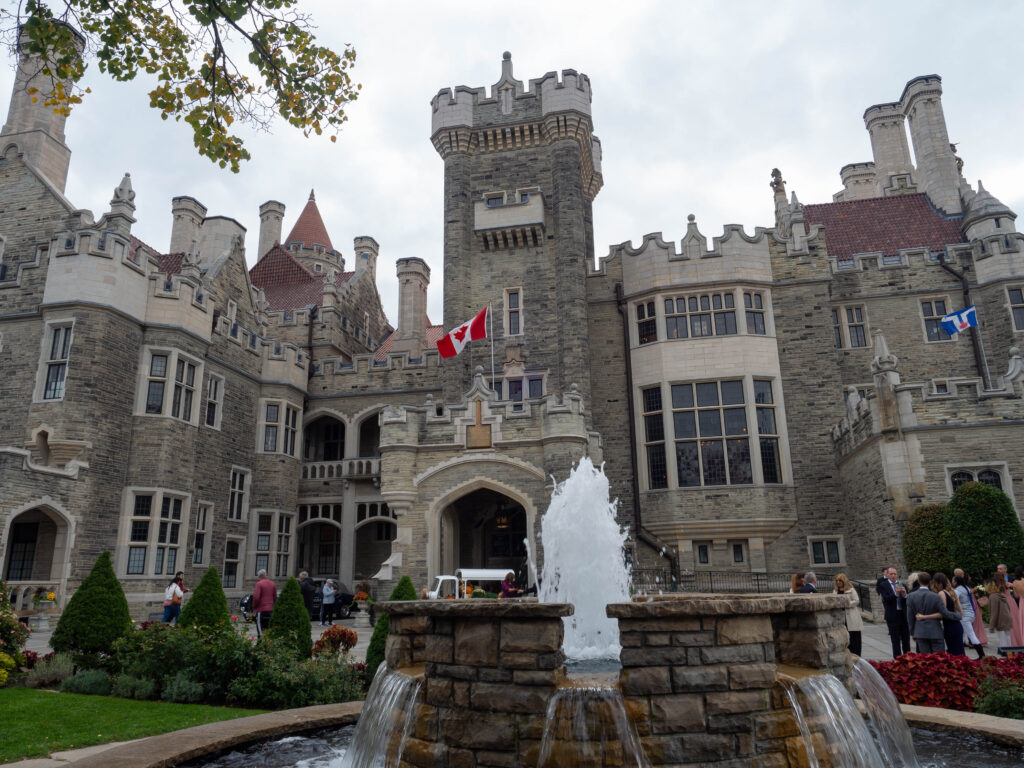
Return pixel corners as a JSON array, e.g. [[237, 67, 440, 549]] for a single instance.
[[0, 688, 267, 762]]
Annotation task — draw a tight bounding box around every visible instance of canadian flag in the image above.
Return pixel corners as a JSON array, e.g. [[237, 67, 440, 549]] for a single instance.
[[436, 307, 488, 359]]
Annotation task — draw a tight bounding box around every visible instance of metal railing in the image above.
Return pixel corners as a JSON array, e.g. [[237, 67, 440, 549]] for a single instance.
[[630, 569, 851, 596]]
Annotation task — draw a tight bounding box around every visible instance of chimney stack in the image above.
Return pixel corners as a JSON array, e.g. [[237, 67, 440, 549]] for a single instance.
[[169, 196, 207, 255], [391, 257, 431, 358], [258, 200, 286, 260], [900, 76, 962, 214], [1, 24, 86, 192], [353, 235, 379, 279]]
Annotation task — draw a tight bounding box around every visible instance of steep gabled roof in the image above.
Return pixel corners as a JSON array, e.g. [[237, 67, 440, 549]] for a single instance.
[[374, 324, 445, 361], [249, 244, 352, 310], [803, 193, 965, 262], [284, 189, 334, 251]]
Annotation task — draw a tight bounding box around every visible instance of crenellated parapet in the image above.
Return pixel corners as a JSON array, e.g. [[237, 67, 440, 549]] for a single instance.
[[431, 53, 602, 200]]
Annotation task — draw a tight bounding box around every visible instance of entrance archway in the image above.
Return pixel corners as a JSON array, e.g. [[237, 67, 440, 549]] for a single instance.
[[438, 489, 528, 579], [2, 504, 72, 612]]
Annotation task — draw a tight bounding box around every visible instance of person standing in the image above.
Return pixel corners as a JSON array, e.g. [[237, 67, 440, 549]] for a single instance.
[[299, 571, 316, 616], [834, 573, 862, 656], [162, 574, 184, 623], [953, 574, 985, 658], [988, 579, 1015, 651], [877, 566, 911, 657], [253, 569, 277, 638], [931, 572, 965, 655], [320, 579, 336, 626], [1012, 566, 1024, 647], [996, 563, 1010, 584], [906, 572, 946, 653], [799, 572, 818, 593], [789, 573, 805, 594]]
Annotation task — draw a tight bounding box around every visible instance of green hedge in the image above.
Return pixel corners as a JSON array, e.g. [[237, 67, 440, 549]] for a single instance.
[[365, 575, 418, 681], [946, 482, 1024, 579], [177, 567, 230, 629], [268, 578, 312, 658], [902, 504, 952, 576], [51, 552, 132, 668]]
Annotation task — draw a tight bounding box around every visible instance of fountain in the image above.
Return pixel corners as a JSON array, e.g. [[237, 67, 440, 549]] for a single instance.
[[537, 457, 631, 660], [851, 657, 921, 768], [537, 685, 650, 768], [338, 665, 421, 768], [784, 674, 885, 767]]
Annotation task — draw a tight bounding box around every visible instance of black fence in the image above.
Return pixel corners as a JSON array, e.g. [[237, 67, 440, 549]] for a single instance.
[[630, 569, 876, 612]]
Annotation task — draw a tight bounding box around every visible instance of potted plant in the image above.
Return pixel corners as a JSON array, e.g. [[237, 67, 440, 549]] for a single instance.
[[32, 591, 56, 612]]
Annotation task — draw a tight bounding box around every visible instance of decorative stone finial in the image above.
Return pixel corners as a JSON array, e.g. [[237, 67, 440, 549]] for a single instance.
[[770, 168, 786, 196], [113, 172, 135, 203], [503, 51, 511, 61], [687, 214, 695, 223], [870, 328, 899, 373], [308, 189, 316, 202]]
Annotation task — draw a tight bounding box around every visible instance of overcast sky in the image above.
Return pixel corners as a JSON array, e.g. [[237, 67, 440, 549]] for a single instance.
[[3, 1, 1022, 324]]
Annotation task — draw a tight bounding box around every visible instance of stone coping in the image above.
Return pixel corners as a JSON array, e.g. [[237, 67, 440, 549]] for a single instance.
[[608, 593, 849, 617], [381, 598, 573, 618], [64, 701, 362, 767], [901, 703, 1024, 748]]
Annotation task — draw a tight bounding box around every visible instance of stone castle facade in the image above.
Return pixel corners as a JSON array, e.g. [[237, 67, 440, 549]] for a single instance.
[[2, 43, 1023, 617]]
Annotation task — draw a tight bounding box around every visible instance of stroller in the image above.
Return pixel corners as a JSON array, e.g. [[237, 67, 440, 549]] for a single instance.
[[237, 594, 255, 622]]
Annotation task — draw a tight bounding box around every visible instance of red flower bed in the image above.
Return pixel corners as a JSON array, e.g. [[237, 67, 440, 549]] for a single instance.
[[869, 653, 1024, 712]]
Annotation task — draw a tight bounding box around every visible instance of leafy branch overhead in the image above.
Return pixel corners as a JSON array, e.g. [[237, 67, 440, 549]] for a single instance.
[[2, 0, 360, 171]]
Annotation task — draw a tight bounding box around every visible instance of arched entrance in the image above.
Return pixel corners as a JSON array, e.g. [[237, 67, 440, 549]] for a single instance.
[[304, 415, 345, 462], [354, 502, 396, 582], [438, 489, 528, 579], [3, 504, 72, 612]]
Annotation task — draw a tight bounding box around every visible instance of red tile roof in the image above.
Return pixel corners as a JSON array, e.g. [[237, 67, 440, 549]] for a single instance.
[[803, 193, 964, 262], [249, 244, 352, 310], [285, 190, 334, 252], [127, 235, 177, 271], [374, 324, 444, 361]]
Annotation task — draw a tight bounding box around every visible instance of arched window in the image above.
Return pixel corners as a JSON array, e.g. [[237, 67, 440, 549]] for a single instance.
[[950, 471, 974, 491], [977, 470, 1003, 490]]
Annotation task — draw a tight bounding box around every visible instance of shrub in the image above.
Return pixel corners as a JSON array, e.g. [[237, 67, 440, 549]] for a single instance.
[[0, 651, 14, 686], [975, 677, 1024, 720], [365, 575, 418, 682], [268, 578, 312, 658], [177, 567, 230, 629], [51, 552, 132, 669], [21, 650, 40, 669], [901, 504, 952, 575], [60, 669, 112, 696], [0, 580, 30, 660], [312, 625, 358, 658], [162, 671, 204, 703], [945, 481, 1024, 579], [111, 673, 158, 700], [870, 653, 1024, 713], [228, 639, 364, 709], [21, 652, 74, 688]]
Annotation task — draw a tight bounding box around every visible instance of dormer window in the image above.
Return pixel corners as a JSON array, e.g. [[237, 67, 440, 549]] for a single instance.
[[314, 263, 322, 273], [485, 195, 504, 208]]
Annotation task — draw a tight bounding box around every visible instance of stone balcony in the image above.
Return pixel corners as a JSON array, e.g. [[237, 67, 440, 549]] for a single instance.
[[300, 457, 381, 489]]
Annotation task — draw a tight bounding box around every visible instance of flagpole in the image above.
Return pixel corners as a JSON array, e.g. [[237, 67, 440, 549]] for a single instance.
[[489, 302, 496, 391], [972, 313, 995, 390]]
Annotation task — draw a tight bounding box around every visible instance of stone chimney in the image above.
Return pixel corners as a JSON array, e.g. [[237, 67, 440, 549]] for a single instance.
[[169, 196, 207, 254], [257, 200, 285, 260], [391, 257, 431, 358], [353, 235, 379, 279], [900, 76, 962, 214], [863, 102, 914, 191], [1, 24, 86, 193]]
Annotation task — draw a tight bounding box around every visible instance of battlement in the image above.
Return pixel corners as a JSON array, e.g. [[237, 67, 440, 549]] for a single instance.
[[431, 53, 592, 135]]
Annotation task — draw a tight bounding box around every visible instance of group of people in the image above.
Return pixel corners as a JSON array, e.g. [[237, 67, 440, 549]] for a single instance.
[[877, 564, 1024, 658], [251, 570, 343, 635], [789, 571, 863, 656]]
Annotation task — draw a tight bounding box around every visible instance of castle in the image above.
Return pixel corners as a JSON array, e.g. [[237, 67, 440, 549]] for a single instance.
[[3, 40, 1023, 617]]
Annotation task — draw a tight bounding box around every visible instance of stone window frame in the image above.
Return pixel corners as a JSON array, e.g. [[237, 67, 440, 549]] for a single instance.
[[640, 385, 668, 490], [1006, 286, 1024, 333], [228, 466, 251, 522], [635, 299, 657, 345], [807, 536, 845, 567], [135, 346, 205, 426], [249, 509, 294, 579], [258, 398, 301, 456], [663, 291, 738, 340], [695, 541, 711, 567], [33, 317, 75, 403], [919, 296, 954, 343], [227, 300, 239, 340], [222, 536, 244, 589], [831, 303, 870, 350], [192, 501, 212, 567], [504, 287, 523, 337], [944, 462, 1016, 510], [204, 371, 225, 430], [117, 487, 192, 579]]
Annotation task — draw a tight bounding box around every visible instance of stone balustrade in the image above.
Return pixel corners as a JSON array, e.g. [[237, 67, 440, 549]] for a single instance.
[[300, 457, 381, 480]]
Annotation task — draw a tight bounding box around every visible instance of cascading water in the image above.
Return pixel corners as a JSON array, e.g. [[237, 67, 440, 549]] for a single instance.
[[339, 665, 421, 768], [851, 657, 921, 768], [785, 674, 886, 768], [537, 685, 650, 768], [537, 457, 631, 660]]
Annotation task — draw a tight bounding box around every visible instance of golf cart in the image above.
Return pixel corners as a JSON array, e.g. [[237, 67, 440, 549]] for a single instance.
[[426, 568, 511, 599]]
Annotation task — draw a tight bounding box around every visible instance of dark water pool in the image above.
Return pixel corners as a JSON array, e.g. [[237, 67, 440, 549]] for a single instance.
[[186, 723, 1023, 767]]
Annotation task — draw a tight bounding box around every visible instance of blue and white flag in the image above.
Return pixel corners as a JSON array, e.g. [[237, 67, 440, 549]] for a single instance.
[[940, 305, 978, 335]]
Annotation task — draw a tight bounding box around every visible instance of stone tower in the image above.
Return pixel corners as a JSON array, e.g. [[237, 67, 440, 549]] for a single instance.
[[431, 52, 603, 406]]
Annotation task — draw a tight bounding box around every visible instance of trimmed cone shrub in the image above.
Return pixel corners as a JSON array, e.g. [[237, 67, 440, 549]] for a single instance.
[[902, 503, 953, 576], [268, 578, 312, 658], [177, 567, 229, 628], [365, 575, 418, 681], [51, 551, 132, 669], [945, 481, 1024, 579]]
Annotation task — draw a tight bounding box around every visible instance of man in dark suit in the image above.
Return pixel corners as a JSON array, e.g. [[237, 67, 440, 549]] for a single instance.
[[799, 571, 818, 593], [877, 566, 911, 657], [906, 572, 949, 653]]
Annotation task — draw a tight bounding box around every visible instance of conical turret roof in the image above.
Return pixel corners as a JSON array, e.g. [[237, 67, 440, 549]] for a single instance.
[[284, 189, 334, 251]]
